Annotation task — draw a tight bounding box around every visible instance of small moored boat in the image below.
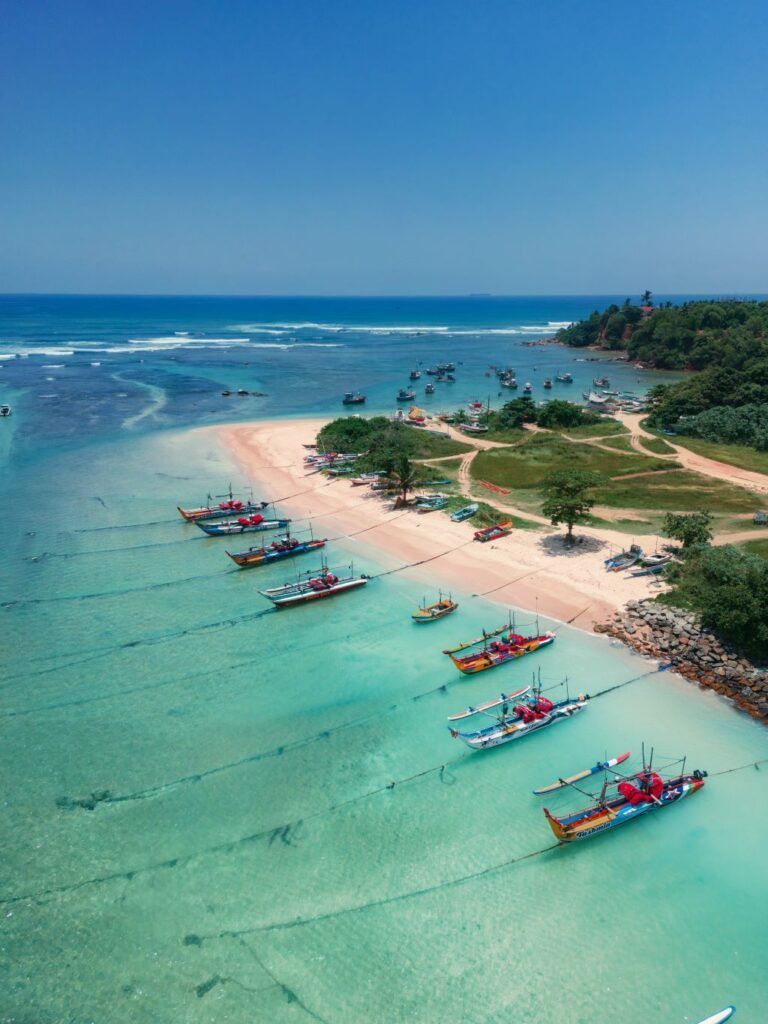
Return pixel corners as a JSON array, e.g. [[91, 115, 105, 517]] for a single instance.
[[260, 564, 369, 608], [226, 534, 327, 568], [412, 592, 458, 623], [178, 487, 267, 522], [342, 391, 366, 405], [541, 748, 707, 842], [197, 512, 291, 536], [397, 388, 416, 402], [0, 405, 11, 416], [556, 371, 573, 383], [444, 618, 555, 675]]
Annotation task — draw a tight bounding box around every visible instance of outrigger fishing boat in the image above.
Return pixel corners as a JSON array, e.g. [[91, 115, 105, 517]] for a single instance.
[[443, 616, 555, 675], [350, 472, 385, 486], [540, 747, 707, 843], [226, 532, 327, 568], [474, 521, 512, 543], [451, 503, 479, 522], [416, 493, 449, 513], [260, 563, 369, 608], [196, 511, 290, 536], [178, 486, 267, 522], [412, 592, 458, 623], [605, 543, 644, 572], [694, 1010, 735, 1024], [447, 674, 586, 749]]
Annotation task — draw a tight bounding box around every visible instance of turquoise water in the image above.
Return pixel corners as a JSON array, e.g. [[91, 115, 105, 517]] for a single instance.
[[1, 298, 767, 1022]]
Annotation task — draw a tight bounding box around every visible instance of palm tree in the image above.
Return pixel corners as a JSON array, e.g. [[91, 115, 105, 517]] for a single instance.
[[389, 454, 419, 508], [641, 289, 653, 306]]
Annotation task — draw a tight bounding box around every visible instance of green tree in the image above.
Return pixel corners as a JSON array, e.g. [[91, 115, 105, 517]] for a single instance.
[[388, 454, 420, 508], [641, 289, 653, 306], [536, 399, 599, 429], [541, 469, 602, 544], [663, 545, 768, 660], [662, 511, 714, 549]]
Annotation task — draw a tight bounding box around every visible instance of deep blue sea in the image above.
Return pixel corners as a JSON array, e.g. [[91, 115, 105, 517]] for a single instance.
[[1, 296, 766, 1024]]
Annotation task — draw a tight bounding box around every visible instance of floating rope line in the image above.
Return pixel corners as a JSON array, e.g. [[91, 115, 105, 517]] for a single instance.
[[2, 747, 765, 909], [24, 535, 206, 562], [0, 568, 233, 609], [73, 517, 179, 534]]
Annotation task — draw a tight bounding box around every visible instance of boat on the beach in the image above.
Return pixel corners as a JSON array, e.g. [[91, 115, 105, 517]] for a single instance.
[[416, 494, 449, 513], [260, 564, 369, 608], [412, 592, 458, 622], [447, 676, 586, 750], [443, 620, 556, 675], [342, 391, 366, 405], [474, 521, 512, 542], [630, 553, 672, 577], [351, 472, 385, 486], [197, 512, 291, 536], [605, 544, 644, 572], [450, 502, 479, 522], [540, 748, 707, 843], [397, 388, 416, 402], [178, 488, 267, 522], [226, 534, 327, 568], [459, 422, 488, 434], [586, 391, 608, 407]]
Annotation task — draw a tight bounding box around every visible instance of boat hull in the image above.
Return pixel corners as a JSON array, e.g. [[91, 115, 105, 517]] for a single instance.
[[412, 601, 458, 622], [545, 774, 705, 842], [449, 633, 555, 675], [226, 539, 326, 568], [178, 502, 265, 522], [197, 518, 291, 536], [263, 576, 368, 607], [456, 701, 585, 749]]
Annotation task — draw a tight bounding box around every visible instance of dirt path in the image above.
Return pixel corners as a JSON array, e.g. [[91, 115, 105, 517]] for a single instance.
[[614, 412, 768, 496]]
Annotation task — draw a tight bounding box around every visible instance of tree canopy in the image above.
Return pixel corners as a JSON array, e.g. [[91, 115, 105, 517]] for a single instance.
[[541, 469, 602, 542], [662, 511, 714, 548]]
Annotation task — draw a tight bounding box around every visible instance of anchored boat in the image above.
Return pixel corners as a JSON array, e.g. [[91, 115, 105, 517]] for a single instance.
[[178, 486, 267, 522], [541, 747, 707, 842], [412, 592, 458, 623], [196, 511, 290, 536], [260, 563, 369, 608], [226, 533, 327, 568], [448, 675, 586, 749], [342, 391, 366, 405], [443, 617, 555, 675]]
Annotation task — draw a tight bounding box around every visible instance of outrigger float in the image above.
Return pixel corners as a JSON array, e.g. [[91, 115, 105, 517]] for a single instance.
[[443, 616, 555, 675], [260, 563, 369, 608], [448, 674, 586, 750], [178, 485, 267, 522], [226, 531, 327, 568], [196, 511, 290, 536], [540, 747, 707, 843]]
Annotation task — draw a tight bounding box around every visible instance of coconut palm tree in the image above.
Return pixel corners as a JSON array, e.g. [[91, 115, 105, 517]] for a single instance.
[[389, 454, 420, 508]]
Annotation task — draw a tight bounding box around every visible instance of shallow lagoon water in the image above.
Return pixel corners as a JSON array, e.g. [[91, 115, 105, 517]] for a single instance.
[[1, 297, 766, 1022]]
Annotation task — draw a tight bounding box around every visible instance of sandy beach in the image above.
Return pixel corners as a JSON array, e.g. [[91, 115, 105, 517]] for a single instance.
[[215, 417, 662, 629]]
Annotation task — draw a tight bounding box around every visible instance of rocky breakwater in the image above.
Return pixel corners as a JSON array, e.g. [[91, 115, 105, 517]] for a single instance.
[[595, 599, 768, 722]]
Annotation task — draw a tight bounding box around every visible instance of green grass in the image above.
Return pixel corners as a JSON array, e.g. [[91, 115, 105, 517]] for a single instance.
[[639, 436, 677, 455], [471, 433, 669, 491], [660, 435, 768, 476], [740, 539, 768, 561], [591, 435, 637, 453], [482, 427, 527, 443], [409, 431, 473, 458], [559, 419, 629, 438], [595, 470, 758, 512]]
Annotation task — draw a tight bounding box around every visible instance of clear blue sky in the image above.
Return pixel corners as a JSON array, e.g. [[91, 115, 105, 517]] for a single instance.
[[1, 0, 766, 295]]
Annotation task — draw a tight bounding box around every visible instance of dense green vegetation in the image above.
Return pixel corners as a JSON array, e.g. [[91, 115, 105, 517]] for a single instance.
[[559, 298, 768, 438], [662, 545, 768, 661], [317, 416, 469, 461], [673, 403, 768, 450], [473, 397, 602, 434], [662, 511, 713, 548]]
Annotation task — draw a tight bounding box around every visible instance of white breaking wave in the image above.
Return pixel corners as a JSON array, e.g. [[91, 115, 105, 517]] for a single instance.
[[13, 348, 76, 357], [229, 321, 451, 334]]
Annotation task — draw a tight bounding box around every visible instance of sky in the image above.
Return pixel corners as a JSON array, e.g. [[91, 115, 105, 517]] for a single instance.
[[1, 0, 767, 295]]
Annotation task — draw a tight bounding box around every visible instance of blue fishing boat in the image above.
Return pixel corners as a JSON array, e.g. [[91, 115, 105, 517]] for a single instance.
[[226, 535, 327, 568], [450, 503, 479, 522], [196, 513, 291, 536]]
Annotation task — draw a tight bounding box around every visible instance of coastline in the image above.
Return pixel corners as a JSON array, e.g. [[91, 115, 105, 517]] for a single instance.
[[213, 416, 662, 630]]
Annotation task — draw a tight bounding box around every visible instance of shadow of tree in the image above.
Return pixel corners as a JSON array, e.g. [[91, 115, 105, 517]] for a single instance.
[[538, 533, 607, 557]]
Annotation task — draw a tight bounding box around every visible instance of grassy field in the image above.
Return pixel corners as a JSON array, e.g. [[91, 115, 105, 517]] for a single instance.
[[471, 433, 670, 490], [639, 436, 677, 455], [591, 435, 637, 453], [594, 469, 757, 512], [480, 427, 527, 443], [410, 431, 473, 458], [658, 435, 768, 475], [560, 419, 629, 439]]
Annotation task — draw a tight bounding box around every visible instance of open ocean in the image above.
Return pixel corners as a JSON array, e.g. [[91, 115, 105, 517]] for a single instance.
[[1, 295, 766, 1023]]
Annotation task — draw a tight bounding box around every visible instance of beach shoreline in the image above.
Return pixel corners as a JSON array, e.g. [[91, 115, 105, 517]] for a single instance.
[[211, 416, 661, 630]]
